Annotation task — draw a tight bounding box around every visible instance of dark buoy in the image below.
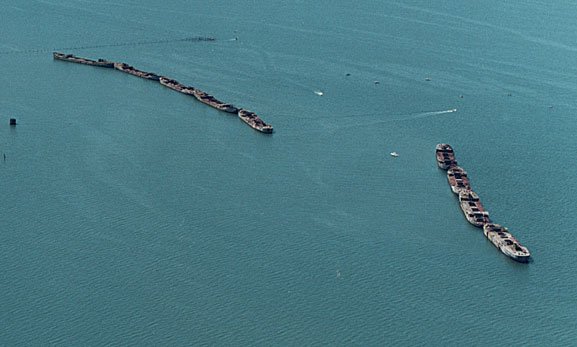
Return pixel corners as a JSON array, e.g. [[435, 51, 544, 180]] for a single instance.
[[9, 118, 16, 126]]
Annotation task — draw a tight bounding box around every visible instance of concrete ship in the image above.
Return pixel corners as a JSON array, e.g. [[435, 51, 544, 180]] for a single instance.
[[192, 89, 239, 113], [447, 166, 471, 194], [159, 76, 187, 92], [436, 143, 458, 170], [53, 52, 272, 133], [483, 223, 531, 262], [158, 77, 198, 96], [114, 62, 160, 81], [159, 78, 237, 113], [458, 190, 490, 227], [238, 109, 273, 133], [53, 52, 115, 68]]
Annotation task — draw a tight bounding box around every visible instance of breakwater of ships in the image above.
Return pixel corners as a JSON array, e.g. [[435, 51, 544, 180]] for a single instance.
[[52, 52, 273, 133], [52, 53, 533, 262], [436, 144, 531, 263]]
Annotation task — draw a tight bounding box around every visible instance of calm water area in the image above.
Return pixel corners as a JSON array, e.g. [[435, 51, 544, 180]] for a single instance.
[[1, 1, 577, 345]]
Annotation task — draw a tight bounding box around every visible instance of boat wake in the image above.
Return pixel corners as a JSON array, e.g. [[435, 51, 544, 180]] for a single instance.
[[390, 108, 457, 121]]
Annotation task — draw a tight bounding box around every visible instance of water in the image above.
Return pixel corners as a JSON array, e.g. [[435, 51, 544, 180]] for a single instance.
[[1, 1, 577, 345]]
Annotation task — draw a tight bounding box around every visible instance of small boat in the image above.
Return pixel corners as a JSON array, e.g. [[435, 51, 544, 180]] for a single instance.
[[314, 90, 324, 96], [390, 152, 399, 157]]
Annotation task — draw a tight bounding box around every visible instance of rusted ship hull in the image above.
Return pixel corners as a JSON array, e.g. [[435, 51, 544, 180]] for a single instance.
[[435, 143, 458, 170], [192, 90, 239, 113], [460, 206, 490, 227], [447, 166, 471, 194], [53, 52, 114, 68], [159, 77, 187, 93], [114, 63, 160, 81], [238, 109, 273, 134], [483, 223, 531, 262], [458, 190, 490, 227]]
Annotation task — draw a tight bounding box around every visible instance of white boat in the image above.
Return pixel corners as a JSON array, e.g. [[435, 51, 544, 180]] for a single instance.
[[390, 152, 399, 157]]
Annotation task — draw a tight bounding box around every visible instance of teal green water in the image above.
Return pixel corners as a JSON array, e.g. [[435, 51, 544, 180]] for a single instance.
[[2, 1, 577, 345]]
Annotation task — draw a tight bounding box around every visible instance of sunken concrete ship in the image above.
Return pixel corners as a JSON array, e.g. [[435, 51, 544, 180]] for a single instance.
[[192, 89, 239, 114], [52, 52, 273, 133], [435, 143, 458, 170], [458, 190, 490, 227], [436, 143, 531, 262], [238, 109, 274, 133], [447, 166, 471, 194], [159, 77, 197, 96], [53, 52, 114, 68], [483, 223, 531, 262], [114, 62, 160, 81]]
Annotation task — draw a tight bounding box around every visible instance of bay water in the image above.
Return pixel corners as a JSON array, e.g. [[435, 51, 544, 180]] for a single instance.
[[1, 1, 577, 345]]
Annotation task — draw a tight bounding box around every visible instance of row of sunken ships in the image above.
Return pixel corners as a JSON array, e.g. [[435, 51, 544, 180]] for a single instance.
[[53, 52, 273, 134], [435, 144, 531, 263]]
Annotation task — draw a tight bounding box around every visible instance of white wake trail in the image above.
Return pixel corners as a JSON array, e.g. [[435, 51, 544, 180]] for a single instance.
[[392, 108, 457, 121]]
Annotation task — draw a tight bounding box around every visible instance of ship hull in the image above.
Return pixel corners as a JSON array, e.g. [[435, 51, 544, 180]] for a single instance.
[[238, 110, 273, 134], [447, 166, 470, 194], [435, 144, 457, 170], [159, 77, 187, 92], [461, 208, 490, 227], [53, 52, 114, 68], [483, 223, 531, 262], [192, 90, 239, 114], [114, 63, 160, 81], [450, 185, 469, 194]]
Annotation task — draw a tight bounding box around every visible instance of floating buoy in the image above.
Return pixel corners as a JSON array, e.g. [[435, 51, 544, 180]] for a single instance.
[[9, 118, 16, 126]]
